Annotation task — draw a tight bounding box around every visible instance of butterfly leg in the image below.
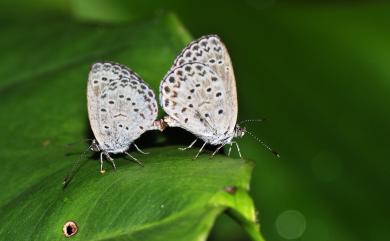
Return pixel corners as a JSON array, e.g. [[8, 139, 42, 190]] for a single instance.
[[134, 143, 150, 155], [210, 144, 225, 159], [228, 142, 233, 157], [193, 142, 207, 160], [100, 152, 106, 174], [233, 142, 243, 159], [104, 152, 116, 170], [125, 151, 144, 167], [179, 139, 198, 151]]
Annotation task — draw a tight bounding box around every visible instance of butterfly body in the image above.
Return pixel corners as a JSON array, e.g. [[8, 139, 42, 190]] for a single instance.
[[160, 35, 247, 158], [87, 62, 160, 172]]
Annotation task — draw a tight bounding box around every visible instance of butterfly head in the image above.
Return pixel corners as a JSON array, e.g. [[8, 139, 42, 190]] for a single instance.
[[234, 124, 246, 138], [90, 139, 100, 152]]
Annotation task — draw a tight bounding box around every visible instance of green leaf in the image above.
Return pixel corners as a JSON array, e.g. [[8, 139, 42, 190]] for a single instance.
[[0, 14, 262, 241], [0, 0, 70, 18]]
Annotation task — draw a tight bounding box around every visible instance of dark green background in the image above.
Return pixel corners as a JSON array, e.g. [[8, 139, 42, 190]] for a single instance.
[[1, 1, 389, 241]]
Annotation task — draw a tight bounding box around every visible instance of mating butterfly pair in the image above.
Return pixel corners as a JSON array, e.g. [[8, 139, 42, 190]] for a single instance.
[[87, 35, 277, 174]]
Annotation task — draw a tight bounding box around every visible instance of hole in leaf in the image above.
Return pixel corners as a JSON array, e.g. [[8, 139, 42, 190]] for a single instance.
[[63, 221, 78, 238]]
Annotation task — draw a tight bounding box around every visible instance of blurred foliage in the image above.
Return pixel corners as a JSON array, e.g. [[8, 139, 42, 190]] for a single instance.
[[0, 1, 389, 241]]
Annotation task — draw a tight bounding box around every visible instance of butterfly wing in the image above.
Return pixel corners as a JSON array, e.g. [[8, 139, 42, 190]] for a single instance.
[[171, 34, 238, 126], [87, 62, 158, 153], [160, 63, 235, 144]]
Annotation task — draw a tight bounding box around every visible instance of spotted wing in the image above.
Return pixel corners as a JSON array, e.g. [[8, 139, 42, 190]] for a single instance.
[[160, 63, 235, 143], [171, 35, 237, 125], [87, 62, 158, 153]]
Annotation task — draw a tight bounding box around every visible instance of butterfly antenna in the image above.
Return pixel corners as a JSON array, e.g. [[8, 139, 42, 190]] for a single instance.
[[63, 145, 91, 187], [244, 129, 280, 158], [239, 119, 267, 125]]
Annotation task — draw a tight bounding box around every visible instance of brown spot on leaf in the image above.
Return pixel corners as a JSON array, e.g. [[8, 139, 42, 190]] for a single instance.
[[42, 139, 50, 147], [224, 186, 237, 194]]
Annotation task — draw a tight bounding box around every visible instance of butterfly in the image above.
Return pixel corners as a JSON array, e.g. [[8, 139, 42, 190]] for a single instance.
[[87, 62, 164, 173], [159, 35, 278, 159]]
